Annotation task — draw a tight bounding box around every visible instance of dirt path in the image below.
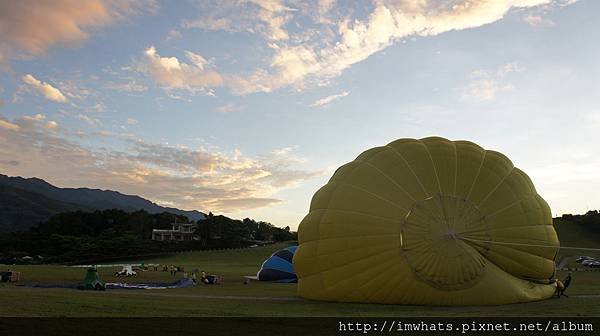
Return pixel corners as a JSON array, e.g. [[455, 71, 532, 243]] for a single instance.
[[1, 286, 303, 301], [108, 292, 600, 301], [5, 287, 600, 301], [81, 290, 600, 301], [98, 290, 304, 301]]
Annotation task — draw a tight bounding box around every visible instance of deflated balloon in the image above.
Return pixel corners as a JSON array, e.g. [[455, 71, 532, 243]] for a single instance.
[[293, 137, 559, 305]]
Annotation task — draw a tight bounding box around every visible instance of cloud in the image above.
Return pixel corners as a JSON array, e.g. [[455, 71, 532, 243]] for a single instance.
[[558, 0, 579, 6], [0, 119, 20, 131], [523, 14, 554, 26], [317, 0, 336, 24], [0, 0, 156, 58], [22, 74, 68, 103], [0, 113, 321, 215], [18, 113, 60, 131], [105, 80, 148, 93], [210, 197, 282, 211], [311, 91, 349, 107], [141, 46, 224, 95], [44, 120, 59, 130], [0, 50, 9, 72], [461, 62, 523, 101], [464, 79, 499, 101], [76, 114, 101, 126], [523, 14, 543, 26], [165, 29, 182, 41], [214, 103, 239, 113], [183, 0, 294, 41], [185, 0, 563, 94]]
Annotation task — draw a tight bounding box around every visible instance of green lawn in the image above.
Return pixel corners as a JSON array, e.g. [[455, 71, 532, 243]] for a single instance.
[[1, 242, 600, 317]]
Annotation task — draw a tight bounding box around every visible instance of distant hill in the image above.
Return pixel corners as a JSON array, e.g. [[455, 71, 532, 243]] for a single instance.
[[0, 174, 206, 232], [553, 211, 600, 267], [555, 212, 600, 250]]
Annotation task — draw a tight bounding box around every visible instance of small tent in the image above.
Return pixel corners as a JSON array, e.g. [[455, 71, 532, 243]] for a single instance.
[[256, 246, 297, 283], [77, 267, 106, 290]]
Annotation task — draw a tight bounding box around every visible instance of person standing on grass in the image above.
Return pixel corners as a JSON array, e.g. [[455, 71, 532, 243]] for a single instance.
[[557, 272, 573, 298]]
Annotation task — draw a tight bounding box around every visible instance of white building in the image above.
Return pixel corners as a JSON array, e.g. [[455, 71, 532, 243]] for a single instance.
[[152, 223, 196, 241]]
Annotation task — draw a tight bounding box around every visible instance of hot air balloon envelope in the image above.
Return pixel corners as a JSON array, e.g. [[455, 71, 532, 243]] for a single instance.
[[293, 137, 559, 305], [257, 246, 297, 283]]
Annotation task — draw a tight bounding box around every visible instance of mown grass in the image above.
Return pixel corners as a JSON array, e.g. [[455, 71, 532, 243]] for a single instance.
[[1, 242, 600, 317]]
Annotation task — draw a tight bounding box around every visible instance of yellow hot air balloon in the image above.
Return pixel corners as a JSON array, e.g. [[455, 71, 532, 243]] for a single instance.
[[294, 137, 559, 305]]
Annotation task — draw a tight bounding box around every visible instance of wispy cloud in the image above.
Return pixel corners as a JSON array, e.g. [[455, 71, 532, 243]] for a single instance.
[[76, 113, 101, 126], [190, 0, 558, 95], [183, 0, 294, 41], [105, 80, 148, 93], [214, 103, 240, 113], [523, 14, 554, 26], [461, 62, 524, 101], [311, 91, 349, 107], [165, 29, 182, 41], [463, 80, 500, 101]]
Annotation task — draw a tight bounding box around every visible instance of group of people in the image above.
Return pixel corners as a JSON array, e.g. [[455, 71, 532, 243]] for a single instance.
[[199, 270, 221, 285], [162, 265, 184, 276], [1, 268, 15, 283], [157, 264, 220, 285]]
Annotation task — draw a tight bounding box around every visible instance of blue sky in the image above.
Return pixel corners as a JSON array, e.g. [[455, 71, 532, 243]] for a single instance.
[[1, 0, 599, 229]]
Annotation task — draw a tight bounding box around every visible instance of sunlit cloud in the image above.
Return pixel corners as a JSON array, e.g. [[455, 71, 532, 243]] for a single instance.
[[0, 119, 20, 131], [0, 0, 592, 229], [21, 74, 68, 103], [191, 0, 557, 94], [0, 0, 157, 59], [0, 113, 321, 214], [141, 46, 224, 95]]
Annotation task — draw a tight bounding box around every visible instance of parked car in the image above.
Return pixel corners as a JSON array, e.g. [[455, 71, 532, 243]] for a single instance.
[[584, 260, 600, 268], [576, 256, 594, 263]]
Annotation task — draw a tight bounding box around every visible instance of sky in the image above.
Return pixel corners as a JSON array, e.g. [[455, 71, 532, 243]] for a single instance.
[[0, 0, 599, 229]]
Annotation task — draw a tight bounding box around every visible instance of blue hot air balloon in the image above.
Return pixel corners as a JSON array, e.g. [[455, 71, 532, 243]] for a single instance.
[[257, 246, 297, 283]]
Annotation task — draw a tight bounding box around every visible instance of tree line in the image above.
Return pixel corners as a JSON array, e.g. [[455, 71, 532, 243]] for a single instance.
[[0, 209, 296, 264]]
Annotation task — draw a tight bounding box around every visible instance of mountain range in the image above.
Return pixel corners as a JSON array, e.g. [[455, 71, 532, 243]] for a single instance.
[[0, 174, 206, 232]]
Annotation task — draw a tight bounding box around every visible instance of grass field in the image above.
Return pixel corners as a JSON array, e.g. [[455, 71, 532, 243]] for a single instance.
[[1, 242, 600, 317]]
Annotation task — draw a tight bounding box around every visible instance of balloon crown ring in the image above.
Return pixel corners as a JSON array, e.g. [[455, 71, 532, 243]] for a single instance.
[[400, 194, 492, 290]]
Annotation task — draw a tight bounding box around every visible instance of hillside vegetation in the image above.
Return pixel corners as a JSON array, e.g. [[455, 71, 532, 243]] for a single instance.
[[0, 209, 296, 264], [554, 210, 600, 249]]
